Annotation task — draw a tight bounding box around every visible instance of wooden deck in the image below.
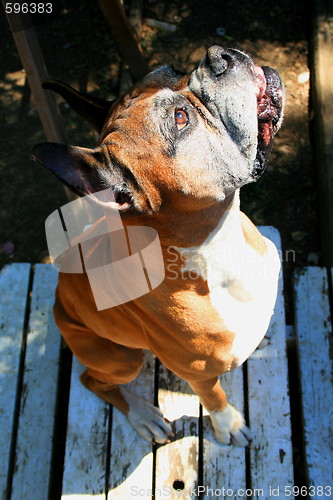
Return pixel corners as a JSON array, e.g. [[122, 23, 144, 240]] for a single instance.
[[1, 227, 333, 499]]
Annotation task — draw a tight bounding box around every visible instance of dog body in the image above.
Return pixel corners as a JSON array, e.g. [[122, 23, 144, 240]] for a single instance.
[[33, 46, 283, 446]]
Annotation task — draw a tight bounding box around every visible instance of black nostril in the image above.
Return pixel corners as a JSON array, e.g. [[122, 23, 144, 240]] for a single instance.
[[205, 46, 234, 77]]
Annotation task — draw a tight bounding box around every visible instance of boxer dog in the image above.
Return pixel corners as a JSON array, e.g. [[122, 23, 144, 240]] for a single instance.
[[32, 46, 284, 446]]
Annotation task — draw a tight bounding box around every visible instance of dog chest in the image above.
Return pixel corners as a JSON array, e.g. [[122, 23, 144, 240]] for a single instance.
[[173, 202, 280, 367]]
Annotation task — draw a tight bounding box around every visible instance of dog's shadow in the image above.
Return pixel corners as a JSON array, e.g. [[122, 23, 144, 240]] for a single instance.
[[109, 410, 206, 494]]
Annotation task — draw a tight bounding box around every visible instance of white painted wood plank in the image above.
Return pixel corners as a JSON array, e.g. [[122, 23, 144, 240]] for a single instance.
[[202, 368, 246, 500], [247, 227, 293, 496], [294, 267, 333, 495], [61, 357, 110, 500], [108, 351, 154, 499], [0, 263, 31, 498], [11, 264, 61, 500], [155, 364, 200, 499]]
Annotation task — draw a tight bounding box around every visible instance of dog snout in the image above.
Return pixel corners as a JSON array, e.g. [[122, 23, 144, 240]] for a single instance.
[[203, 46, 251, 77]]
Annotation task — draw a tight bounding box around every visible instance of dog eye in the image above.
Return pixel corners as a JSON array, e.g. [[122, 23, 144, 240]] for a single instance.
[[175, 109, 189, 130]]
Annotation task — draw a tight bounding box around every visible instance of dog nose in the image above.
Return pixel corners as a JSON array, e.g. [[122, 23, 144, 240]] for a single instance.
[[205, 46, 235, 77], [206, 46, 233, 76]]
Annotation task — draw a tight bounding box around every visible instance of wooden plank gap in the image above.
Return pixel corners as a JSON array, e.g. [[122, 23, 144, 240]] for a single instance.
[[242, 361, 252, 495], [155, 365, 200, 499], [202, 368, 247, 500], [197, 403, 204, 493], [104, 404, 113, 500], [151, 356, 160, 499], [48, 345, 73, 500]]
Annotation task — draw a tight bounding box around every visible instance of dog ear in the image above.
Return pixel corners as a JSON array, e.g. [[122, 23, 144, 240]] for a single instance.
[[31, 142, 134, 210], [31, 142, 107, 194], [42, 80, 113, 132]]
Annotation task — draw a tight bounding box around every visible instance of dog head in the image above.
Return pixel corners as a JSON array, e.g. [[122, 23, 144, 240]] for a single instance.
[[32, 46, 283, 215]]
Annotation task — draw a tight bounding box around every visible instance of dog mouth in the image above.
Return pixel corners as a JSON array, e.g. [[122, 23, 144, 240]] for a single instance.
[[252, 65, 284, 178], [83, 183, 133, 212]]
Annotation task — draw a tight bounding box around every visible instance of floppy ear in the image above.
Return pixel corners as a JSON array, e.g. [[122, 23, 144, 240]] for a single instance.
[[42, 80, 113, 132], [31, 142, 135, 210]]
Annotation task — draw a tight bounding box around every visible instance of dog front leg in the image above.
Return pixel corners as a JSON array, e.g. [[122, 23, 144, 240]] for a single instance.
[[81, 372, 173, 444], [58, 321, 173, 444], [188, 377, 251, 446]]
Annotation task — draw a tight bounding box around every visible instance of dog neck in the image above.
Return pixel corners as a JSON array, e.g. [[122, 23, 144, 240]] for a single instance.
[[124, 190, 239, 249], [168, 190, 244, 281]]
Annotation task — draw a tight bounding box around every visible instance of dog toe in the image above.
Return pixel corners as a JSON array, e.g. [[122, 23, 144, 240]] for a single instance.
[[213, 431, 232, 445], [138, 418, 173, 444], [150, 416, 174, 444], [122, 388, 173, 444], [231, 425, 252, 447], [240, 424, 252, 441], [209, 403, 251, 447]]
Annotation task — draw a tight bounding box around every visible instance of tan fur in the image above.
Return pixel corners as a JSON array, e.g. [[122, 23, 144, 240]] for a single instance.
[[240, 212, 267, 256]]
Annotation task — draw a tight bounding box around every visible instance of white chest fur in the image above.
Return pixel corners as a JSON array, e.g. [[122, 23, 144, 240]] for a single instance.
[[174, 191, 280, 367]]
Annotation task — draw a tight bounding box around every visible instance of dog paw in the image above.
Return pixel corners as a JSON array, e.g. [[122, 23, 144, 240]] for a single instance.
[[122, 387, 174, 444], [209, 404, 251, 447]]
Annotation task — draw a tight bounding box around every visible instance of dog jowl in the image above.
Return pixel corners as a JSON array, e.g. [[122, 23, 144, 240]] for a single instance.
[[32, 46, 284, 446]]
